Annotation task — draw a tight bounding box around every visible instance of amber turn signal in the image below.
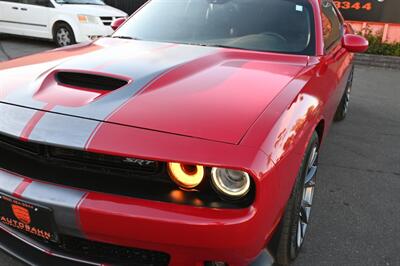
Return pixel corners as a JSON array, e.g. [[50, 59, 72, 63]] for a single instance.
[[167, 162, 205, 189]]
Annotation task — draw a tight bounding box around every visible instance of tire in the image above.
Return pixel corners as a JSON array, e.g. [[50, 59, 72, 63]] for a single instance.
[[334, 67, 354, 122], [273, 132, 319, 265], [53, 22, 76, 47]]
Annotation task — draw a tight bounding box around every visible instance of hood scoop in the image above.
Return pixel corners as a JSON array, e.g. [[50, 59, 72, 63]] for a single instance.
[[33, 70, 131, 107], [56, 71, 129, 91]]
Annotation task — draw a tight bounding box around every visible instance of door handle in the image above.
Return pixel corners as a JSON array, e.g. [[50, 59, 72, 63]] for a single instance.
[[12, 7, 19, 10], [21, 8, 28, 11]]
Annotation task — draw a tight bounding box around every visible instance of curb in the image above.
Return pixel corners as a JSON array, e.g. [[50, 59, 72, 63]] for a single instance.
[[355, 53, 400, 70]]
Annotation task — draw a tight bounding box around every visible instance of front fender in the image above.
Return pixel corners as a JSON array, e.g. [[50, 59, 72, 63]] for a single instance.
[[240, 69, 325, 227]]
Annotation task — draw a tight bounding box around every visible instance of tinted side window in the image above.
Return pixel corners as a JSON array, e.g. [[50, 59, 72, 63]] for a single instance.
[[321, 0, 342, 50], [23, 0, 51, 7], [0, 0, 24, 3]]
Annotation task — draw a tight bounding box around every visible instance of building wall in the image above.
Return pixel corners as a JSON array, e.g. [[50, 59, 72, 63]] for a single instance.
[[335, 0, 400, 43], [335, 0, 400, 24], [349, 21, 400, 43]]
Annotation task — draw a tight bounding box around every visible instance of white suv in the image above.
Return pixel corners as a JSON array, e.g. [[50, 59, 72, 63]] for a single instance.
[[0, 0, 127, 46]]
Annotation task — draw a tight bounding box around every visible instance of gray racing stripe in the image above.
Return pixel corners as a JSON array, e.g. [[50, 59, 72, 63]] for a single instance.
[[29, 45, 218, 149], [0, 40, 167, 109], [0, 169, 24, 195], [22, 181, 87, 238], [0, 103, 38, 137], [52, 45, 217, 119], [28, 112, 100, 149], [1, 62, 60, 110]]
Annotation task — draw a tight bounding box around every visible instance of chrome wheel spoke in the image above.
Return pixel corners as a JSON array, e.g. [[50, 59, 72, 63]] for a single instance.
[[343, 86, 351, 114], [299, 206, 308, 224], [305, 166, 317, 187], [305, 146, 318, 187], [297, 220, 303, 247], [308, 147, 318, 167], [302, 199, 312, 208]]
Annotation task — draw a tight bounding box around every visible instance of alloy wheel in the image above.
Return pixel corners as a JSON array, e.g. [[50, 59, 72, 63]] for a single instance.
[[57, 28, 72, 47], [296, 143, 318, 248], [342, 85, 351, 116], [342, 70, 354, 116]]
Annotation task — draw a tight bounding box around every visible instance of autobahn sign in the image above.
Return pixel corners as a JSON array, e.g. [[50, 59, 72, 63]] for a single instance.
[[334, 0, 400, 23]]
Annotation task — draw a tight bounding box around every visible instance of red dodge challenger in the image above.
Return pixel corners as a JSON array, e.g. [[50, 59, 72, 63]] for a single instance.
[[0, 0, 367, 265]]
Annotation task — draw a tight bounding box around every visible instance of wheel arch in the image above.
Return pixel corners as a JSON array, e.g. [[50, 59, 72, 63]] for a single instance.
[[315, 119, 325, 144], [52, 20, 72, 36]]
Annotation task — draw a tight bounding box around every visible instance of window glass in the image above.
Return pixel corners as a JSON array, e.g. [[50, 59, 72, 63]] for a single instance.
[[24, 0, 50, 6], [321, 0, 342, 50], [115, 0, 316, 55], [54, 0, 104, 5], [0, 0, 24, 3]]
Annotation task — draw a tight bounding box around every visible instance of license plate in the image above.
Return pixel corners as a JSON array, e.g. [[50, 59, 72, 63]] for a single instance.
[[0, 193, 58, 242]]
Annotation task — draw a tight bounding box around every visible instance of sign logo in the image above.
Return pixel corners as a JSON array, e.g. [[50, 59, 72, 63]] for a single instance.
[[12, 205, 31, 225]]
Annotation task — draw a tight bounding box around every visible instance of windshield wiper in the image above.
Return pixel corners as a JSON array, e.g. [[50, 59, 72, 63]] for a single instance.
[[180, 42, 240, 50]]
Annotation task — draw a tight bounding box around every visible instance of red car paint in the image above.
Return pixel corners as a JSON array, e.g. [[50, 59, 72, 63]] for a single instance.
[[0, 0, 368, 265]]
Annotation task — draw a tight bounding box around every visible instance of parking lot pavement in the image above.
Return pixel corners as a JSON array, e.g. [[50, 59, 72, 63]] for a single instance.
[[0, 35, 54, 60], [0, 37, 399, 266], [293, 66, 400, 266]]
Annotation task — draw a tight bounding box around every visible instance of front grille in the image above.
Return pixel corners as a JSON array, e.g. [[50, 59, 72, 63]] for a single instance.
[[0, 133, 253, 208], [12, 229, 170, 266], [0, 133, 159, 176], [0, 133, 39, 154], [50, 146, 159, 175], [100, 16, 124, 26], [56, 235, 170, 265]]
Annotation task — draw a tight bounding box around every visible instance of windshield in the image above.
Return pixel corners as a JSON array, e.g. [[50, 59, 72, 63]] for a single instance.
[[114, 0, 315, 55], [55, 0, 105, 5]]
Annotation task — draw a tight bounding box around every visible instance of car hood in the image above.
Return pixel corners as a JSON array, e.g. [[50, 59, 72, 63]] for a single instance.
[[0, 38, 307, 144], [56, 3, 127, 17]]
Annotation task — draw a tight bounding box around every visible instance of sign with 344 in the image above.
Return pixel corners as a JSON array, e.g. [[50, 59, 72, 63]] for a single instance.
[[334, 0, 400, 23]]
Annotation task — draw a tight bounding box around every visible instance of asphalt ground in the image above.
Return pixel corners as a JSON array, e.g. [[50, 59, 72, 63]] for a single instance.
[[0, 35, 399, 266]]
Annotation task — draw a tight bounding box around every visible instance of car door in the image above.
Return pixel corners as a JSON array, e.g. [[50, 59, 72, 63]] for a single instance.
[[0, 0, 26, 35], [18, 0, 52, 38], [319, 0, 350, 122]]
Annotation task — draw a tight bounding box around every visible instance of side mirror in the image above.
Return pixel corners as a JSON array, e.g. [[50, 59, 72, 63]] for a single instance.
[[343, 34, 369, 53], [111, 18, 126, 31]]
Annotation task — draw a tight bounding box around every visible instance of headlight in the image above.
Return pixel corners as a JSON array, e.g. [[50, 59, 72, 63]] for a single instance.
[[211, 168, 251, 199], [78, 15, 99, 24], [167, 162, 204, 189]]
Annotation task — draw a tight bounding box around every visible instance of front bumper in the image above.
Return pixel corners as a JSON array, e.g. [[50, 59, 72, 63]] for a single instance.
[[0, 168, 274, 266], [75, 24, 114, 43], [0, 226, 93, 266], [0, 227, 273, 266]]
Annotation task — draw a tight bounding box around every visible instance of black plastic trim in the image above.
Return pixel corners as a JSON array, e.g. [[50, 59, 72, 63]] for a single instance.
[[56, 72, 128, 91], [0, 227, 96, 266], [0, 20, 47, 28], [0, 133, 255, 209]]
